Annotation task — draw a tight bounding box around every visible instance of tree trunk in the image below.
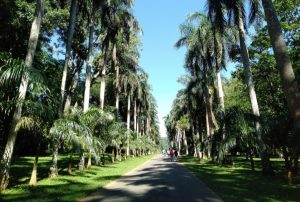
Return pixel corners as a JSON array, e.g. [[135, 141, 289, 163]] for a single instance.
[[249, 148, 255, 171], [78, 151, 85, 171], [112, 42, 120, 115], [60, 0, 78, 116], [49, 145, 58, 177], [262, 0, 300, 179], [217, 70, 226, 139], [99, 65, 106, 110], [183, 130, 188, 155], [126, 95, 131, 157], [87, 150, 92, 169], [237, 10, 273, 174], [64, 64, 80, 113], [0, 0, 44, 192], [134, 99, 137, 132], [29, 142, 40, 185], [146, 117, 150, 137], [136, 105, 140, 138], [68, 153, 72, 175], [83, 18, 94, 113]]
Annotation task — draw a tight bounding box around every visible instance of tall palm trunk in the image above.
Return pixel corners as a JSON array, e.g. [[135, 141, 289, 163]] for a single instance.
[[217, 70, 226, 139], [262, 0, 300, 180], [68, 153, 73, 175], [136, 105, 140, 138], [64, 64, 81, 113], [84, 17, 94, 113], [146, 117, 150, 137], [112, 42, 120, 114], [183, 130, 188, 155], [99, 44, 110, 110], [60, 0, 78, 115], [78, 150, 85, 171], [177, 130, 182, 156], [237, 10, 273, 174], [29, 142, 40, 185], [126, 94, 131, 157], [99, 65, 106, 110], [87, 151, 92, 169], [0, 0, 44, 192], [49, 144, 58, 177], [204, 72, 214, 159], [134, 99, 137, 132]]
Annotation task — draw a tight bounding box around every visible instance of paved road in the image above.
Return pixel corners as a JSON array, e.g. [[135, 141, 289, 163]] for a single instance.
[[79, 155, 223, 202]]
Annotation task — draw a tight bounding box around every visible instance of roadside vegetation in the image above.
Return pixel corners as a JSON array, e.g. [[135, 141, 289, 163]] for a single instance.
[[181, 156, 300, 202], [0, 154, 154, 202]]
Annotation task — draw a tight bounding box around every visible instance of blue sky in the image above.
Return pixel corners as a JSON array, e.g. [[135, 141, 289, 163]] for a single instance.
[[133, 0, 207, 137]]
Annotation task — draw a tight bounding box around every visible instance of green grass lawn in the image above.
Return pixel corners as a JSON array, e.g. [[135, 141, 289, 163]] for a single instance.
[[0, 154, 154, 202], [180, 156, 300, 202]]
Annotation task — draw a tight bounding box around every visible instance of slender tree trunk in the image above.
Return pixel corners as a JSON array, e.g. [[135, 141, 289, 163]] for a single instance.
[[29, 142, 40, 185], [137, 105, 140, 138], [87, 150, 92, 169], [112, 42, 120, 114], [99, 65, 106, 110], [84, 17, 94, 113], [134, 99, 137, 132], [60, 0, 78, 116], [237, 10, 273, 174], [249, 148, 255, 171], [217, 70, 226, 139], [64, 65, 80, 113], [68, 153, 72, 175], [0, 0, 44, 192], [205, 80, 214, 159], [183, 130, 188, 155], [196, 131, 201, 159], [49, 144, 58, 177], [146, 117, 150, 136], [78, 151, 85, 171], [178, 130, 182, 156], [126, 95, 131, 157], [262, 0, 300, 180]]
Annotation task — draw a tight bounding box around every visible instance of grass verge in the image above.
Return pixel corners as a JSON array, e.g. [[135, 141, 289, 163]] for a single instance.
[[0, 154, 154, 202], [180, 156, 300, 202]]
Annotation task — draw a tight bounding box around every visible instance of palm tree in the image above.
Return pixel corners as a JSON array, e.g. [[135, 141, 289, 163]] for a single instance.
[[121, 69, 138, 156], [0, 0, 44, 191], [51, 0, 79, 177], [98, 0, 137, 112], [207, 0, 273, 174], [176, 14, 218, 159], [178, 115, 191, 155], [261, 0, 300, 179]]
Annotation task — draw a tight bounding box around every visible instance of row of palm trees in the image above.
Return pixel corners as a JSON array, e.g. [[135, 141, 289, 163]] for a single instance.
[[166, 0, 300, 179], [0, 0, 160, 191]]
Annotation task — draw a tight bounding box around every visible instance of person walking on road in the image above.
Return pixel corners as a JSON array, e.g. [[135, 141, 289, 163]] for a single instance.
[[174, 149, 178, 161], [169, 148, 174, 162]]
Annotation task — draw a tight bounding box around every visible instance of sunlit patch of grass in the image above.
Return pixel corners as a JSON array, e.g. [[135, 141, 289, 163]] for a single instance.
[[0, 154, 154, 202], [180, 156, 300, 202]]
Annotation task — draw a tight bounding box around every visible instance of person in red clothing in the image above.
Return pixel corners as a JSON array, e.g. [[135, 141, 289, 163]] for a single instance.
[[169, 148, 174, 162]]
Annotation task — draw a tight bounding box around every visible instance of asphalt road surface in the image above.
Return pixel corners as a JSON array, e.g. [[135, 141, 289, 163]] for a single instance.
[[79, 155, 223, 202]]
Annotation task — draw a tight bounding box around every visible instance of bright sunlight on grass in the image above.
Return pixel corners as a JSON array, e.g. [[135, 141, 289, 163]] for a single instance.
[[180, 156, 300, 202], [0, 154, 155, 202]]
